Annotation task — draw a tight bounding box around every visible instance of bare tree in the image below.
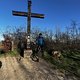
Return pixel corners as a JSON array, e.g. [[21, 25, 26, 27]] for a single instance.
[[55, 26, 61, 43]]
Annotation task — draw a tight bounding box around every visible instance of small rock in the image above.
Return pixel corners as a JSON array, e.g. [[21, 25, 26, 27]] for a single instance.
[[0, 61, 2, 68], [58, 76, 64, 80]]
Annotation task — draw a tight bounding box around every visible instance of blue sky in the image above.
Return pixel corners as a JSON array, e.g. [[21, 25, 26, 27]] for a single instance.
[[0, 0, 80, 41]]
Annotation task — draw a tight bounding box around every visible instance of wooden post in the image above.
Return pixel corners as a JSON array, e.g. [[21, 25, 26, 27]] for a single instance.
[[27, 0, 31, 49]]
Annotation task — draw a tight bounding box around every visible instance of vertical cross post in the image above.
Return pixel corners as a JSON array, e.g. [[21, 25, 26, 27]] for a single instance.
[[27, 0, 32, 49]]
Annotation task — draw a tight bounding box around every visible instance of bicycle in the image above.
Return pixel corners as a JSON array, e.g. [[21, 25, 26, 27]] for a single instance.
[[30, 46, 43, 62]]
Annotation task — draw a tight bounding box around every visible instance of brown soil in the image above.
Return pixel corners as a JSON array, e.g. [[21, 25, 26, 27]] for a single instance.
[[0, 50, 78, 80]]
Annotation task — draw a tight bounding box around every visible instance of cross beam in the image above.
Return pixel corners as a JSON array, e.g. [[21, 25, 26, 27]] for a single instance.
[[12, 11, 44, 18], [12, 0, 44, 49]]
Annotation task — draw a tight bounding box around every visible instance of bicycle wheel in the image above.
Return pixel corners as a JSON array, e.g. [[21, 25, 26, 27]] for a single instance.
[[30, 53, 39, 62]]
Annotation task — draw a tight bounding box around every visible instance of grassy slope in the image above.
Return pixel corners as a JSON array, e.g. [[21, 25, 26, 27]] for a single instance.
[[43, 50, 80, 78]]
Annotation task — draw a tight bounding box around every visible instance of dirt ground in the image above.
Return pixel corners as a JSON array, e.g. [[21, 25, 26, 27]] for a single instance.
[[0, 50, 78, 80]]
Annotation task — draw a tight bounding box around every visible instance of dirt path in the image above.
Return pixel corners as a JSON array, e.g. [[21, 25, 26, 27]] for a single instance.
[[0, 51, 78, 80]]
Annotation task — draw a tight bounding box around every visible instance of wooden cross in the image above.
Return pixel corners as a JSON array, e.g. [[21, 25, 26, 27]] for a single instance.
[[12, 0, 44, 49]]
